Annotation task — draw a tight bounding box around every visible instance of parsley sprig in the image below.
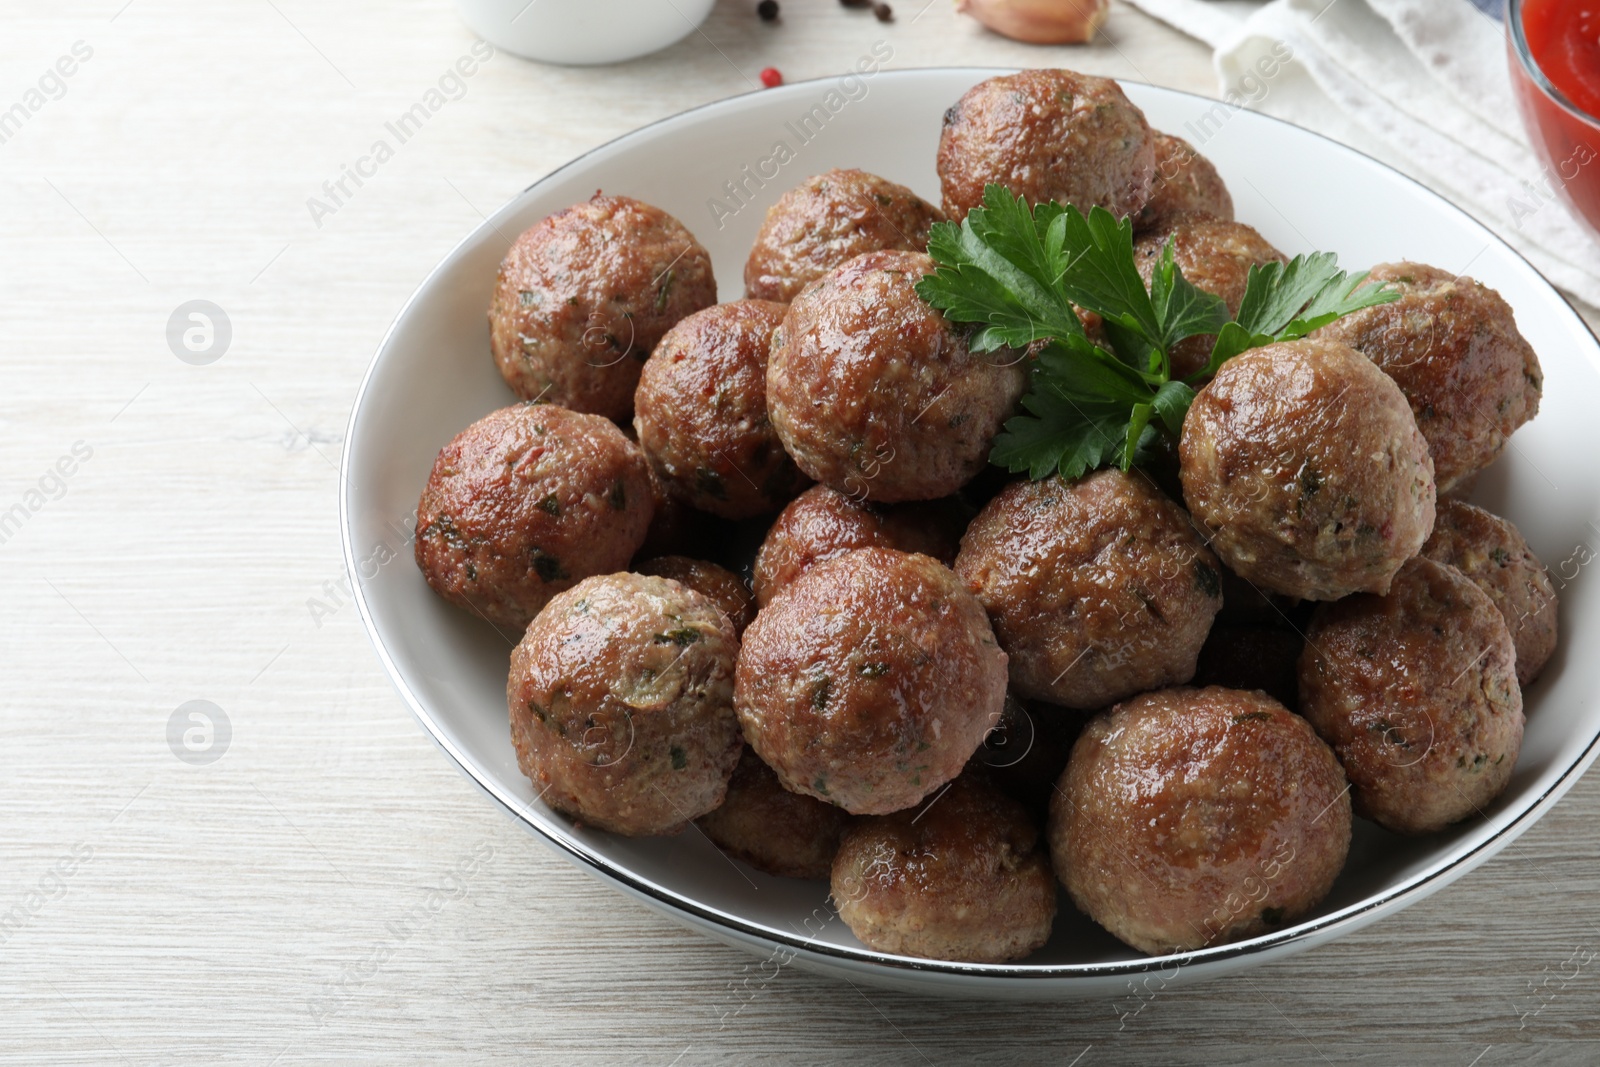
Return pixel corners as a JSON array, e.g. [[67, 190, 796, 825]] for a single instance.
[[914, 184, 1399, 481]]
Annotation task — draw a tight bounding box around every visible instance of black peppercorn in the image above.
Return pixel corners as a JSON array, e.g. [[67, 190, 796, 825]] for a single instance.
[[873, 2, 893, 20], [758, 0, 780, 20]]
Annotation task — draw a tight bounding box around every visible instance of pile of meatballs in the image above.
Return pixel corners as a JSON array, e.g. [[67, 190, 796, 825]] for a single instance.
[[412, 69, 1555, 963]]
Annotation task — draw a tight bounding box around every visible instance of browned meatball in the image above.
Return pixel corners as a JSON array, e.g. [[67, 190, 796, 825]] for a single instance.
[[937, 69, 1156, 222], [633, 300, 806, 519], [1311, 263, 1544, 493], [489, 194, 716, 422], [414, 404, 655, 632], [1421, 499, 1558, 685], [734, 548, 1008, 815], [1299, 558, 1524, 835], [1136, 133, 1234, 230], [751, 484, 966, 607], [1051, 687, 1351, 955], [1180, 339, 1437, 601], [1193, 624, 1304, 711], [744, 169, 945, 304], [1134, 213, 1287, 379], [507, 573, 742, 837], [696, 748, 849, 879], [635, 556, 756, 637], [833, 774, 1055, 963], [955, 469, 1223, 709], [767, 250, 1025, 503]]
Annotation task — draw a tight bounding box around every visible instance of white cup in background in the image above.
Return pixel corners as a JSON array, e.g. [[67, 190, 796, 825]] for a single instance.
[[453, 0, 719, 66]]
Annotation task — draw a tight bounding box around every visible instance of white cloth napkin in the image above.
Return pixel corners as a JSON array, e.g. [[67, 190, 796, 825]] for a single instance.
[[1122, 0, 1600, 306]]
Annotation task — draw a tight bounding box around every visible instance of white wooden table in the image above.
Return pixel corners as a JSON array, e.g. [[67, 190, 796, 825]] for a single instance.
[[3, 2, 1598, 1063]]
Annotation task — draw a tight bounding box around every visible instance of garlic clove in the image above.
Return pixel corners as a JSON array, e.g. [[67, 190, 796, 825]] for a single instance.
[[955, 0, 1110, 45]]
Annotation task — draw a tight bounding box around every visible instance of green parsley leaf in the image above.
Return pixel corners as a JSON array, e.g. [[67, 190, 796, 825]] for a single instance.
[[1050, 200, 1164, 347], [1197, 254, 1399, 377], [1148, 241, 1230, 360], [989, 337, 1142, 480], [917, 183, 1399, 483], [1150, 378, 1196, 437], [1123, 402, 1155, 469], [918, 188, 1083, 352]]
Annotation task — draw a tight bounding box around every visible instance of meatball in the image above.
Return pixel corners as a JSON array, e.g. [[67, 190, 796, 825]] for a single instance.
[[1136, 133, 1234, 230], [1193, 624, 1304, 711], [1180, 339, 1437, 601], [767, 250, 1026, 503], [633, 300, 807, 519], [507, 573, 742, 837], [937, 69, 1156, 222], [1134, 213, 1287, 378], [635, 556, 756, 637], [1421, 499, 1558, 685], [752, 484, 966, 606], [744, 169, 945, 304], [489, 194, 717, 422], [414, 404, 655, 632], [1312, 262, 1543, 493], [696, 748, 849, 879], [955, 469, 1223, 709], [734, 547, 1008, 814], [832, 774, 1055, 963], [1051, 687, 1351, 955], [1299, 557, 1524, 835]]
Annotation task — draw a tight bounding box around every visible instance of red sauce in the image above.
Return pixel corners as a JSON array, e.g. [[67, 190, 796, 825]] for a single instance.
[[1510, 0, 1600, 235], [1522, 1, 1600, 117]]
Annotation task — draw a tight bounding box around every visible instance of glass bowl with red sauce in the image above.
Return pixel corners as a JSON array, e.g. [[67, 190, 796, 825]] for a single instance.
[[1509, 0, 1600, 235]]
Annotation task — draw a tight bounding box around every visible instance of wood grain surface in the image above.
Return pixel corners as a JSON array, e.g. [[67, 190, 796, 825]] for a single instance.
[[2, 2, 1598, 1064]]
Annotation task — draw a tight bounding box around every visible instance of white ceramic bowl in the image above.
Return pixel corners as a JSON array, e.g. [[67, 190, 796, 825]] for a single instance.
[[453, 0, 717, 66], [342, 68, 1600, 998]]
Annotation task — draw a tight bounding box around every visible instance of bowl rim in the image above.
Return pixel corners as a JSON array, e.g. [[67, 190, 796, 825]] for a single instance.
[[1507, 0, 1600, 130], [341, 66, 1600, 981]]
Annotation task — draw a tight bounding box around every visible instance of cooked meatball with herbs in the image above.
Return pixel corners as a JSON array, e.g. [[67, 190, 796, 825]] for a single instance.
[[734, 548, 1008, 815], [1051, 687, 1351, 955], [489, 194, 716, 422], [766, 250, 1026, 503], [635, 556, 756, 637], [633, 299, 807, 519], [1136, 133, 1234, 230], [507, 573, 742, 837], [1134, 213, 1287, 378], [1421, 499, 1558, 685], [751, 485, 967, 607], [744, 169, 945, 304], [1312, 262, 1543, 493], [1194, 624, 1304, 711], [833, 774, 1056, 963], [937, 69, 1156, 222], [1299, 557, 1524, 835], [955, 469, 1223, 709], [415, 404, 654, 632], [696, 748, 849, 879], [1180, 339, 1437, 602]]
